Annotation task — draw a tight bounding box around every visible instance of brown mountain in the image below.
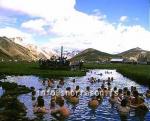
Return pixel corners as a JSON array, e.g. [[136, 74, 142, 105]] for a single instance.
[[70, 48, 114, 62], [0, 37, 38, 61], [118, 47, 150, 62]]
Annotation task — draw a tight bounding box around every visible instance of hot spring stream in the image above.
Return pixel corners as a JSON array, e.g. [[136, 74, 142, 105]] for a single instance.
[[0, 69, 150, 121]]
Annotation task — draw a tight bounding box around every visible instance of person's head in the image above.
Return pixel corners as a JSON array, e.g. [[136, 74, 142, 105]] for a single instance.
[[76, 85, 80, 90], [133, 90, 139, 98], [56, 96, 64, 104], [131, 86, 134, 92], [98, 88, 101, 92], [146, 90, 150, 93], [37, 96, 44, 107], [86, 86, 90, 91], [66, 87, 71, 91], [91, 95, 97, 100], [50, 99, 55, 106], [133, 87, 137, 91], [32, 90, 36, 96], [118, 89, 123, 94], [111, 91, 115, 96], [114, 87, 117, 91], [58, 99, 65, 107], [30, 87, 35, 91], [127, 91, 130, 96], [101, 84, 105, 89], [123, 87, 128, 92], [73, 79, 76, 83], [107, 82, 111, 86], [108, 87, 111, 91], [104, 88, 107, 91], [121, 99, 127, 107]]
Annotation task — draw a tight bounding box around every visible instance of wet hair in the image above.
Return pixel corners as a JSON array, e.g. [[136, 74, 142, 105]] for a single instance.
[[66, 87, 71, 91], [108, 87, 111, 90], [123, 87, 128, 92], [86, 86, 90, 91], [133, 87, 137, 91], [37, 96, 44, 107], [121, 99, 127, 107], [50, 99, 55, 108], [131, 86, 134, 92], [107, 82, 111, 86], [104, 88, 107, 90], [30, 87, 35, 90], [101, 84, 105, 89], [76, 85, 80, 90], [127, 91, 130, 96], [133, 90, 139, 97], [111, 91, 115, 95], [32, 90, 36, 96], [73, 79, 76, 83], [111, 77, 113, 81], [146, 90, 150, 93], [98, 88, 101, 91], [56, 96, 64, 104], [118, 89, 123, 94], [58, 99, 65, 107], [114, 87, 117, 91]]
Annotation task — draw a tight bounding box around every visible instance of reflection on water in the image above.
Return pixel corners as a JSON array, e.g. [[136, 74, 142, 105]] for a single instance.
[[0, 69, 150, 121]]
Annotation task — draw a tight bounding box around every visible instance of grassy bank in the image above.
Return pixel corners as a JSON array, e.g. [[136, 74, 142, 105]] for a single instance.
[[0, 62, 86, 77], [0, 82, 32, 121], [84, 63, 150, 86]]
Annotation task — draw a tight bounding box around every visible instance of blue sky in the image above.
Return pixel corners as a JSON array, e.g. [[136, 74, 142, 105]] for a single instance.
[[0, 0, 150, 53], [76, 0, 149, 30]]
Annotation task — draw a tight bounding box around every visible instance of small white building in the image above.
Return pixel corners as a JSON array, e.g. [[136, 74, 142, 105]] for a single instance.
[[110, 58, 124, 63]]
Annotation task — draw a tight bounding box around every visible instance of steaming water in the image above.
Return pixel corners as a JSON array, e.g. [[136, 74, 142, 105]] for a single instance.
[[0, 69, 150, 121]]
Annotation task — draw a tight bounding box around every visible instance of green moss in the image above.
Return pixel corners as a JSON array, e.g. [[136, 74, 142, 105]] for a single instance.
[[0, 81, 32, 121], [0, 62, 86, 77]]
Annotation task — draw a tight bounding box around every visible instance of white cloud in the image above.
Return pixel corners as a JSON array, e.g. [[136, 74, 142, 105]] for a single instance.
[[120, 16, 128, 22], [0, 27, 36, 45], [0, 0, 150, 53], [21, 19, 47, 34], [0, 0, 75, 19]]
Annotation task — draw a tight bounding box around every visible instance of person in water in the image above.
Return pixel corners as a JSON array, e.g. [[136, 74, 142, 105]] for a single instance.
[[130, 90, 147, 109], [34, 96, 47, 113], [75, 85, 80, 97], [51, 99, 70, 120], [109, 91, 117, 104], [88, 96, 99, 110], [59, 78, 64, 86], [48, 79, 53, 87], [96, 88, 103, 102], [146, 89, 150, 98], [50, 98, 56, 110], [118, 99, 130, 115], [69, 92, 79, 105], [64, 87, 72, 99], [117, 89, 123, 104], [72, 79, 76, 83]]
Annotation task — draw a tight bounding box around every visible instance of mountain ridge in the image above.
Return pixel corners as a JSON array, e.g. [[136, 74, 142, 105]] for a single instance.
[[0, 36, 150, 62]]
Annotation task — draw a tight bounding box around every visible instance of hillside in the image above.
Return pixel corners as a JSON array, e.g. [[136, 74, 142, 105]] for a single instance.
[[0, 37, 38, 61], [70, 48, 114, 62], [118, 47, 150, 61]]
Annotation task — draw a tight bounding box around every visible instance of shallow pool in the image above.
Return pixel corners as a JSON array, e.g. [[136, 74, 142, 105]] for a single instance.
[[0, 69, 150, 121]]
